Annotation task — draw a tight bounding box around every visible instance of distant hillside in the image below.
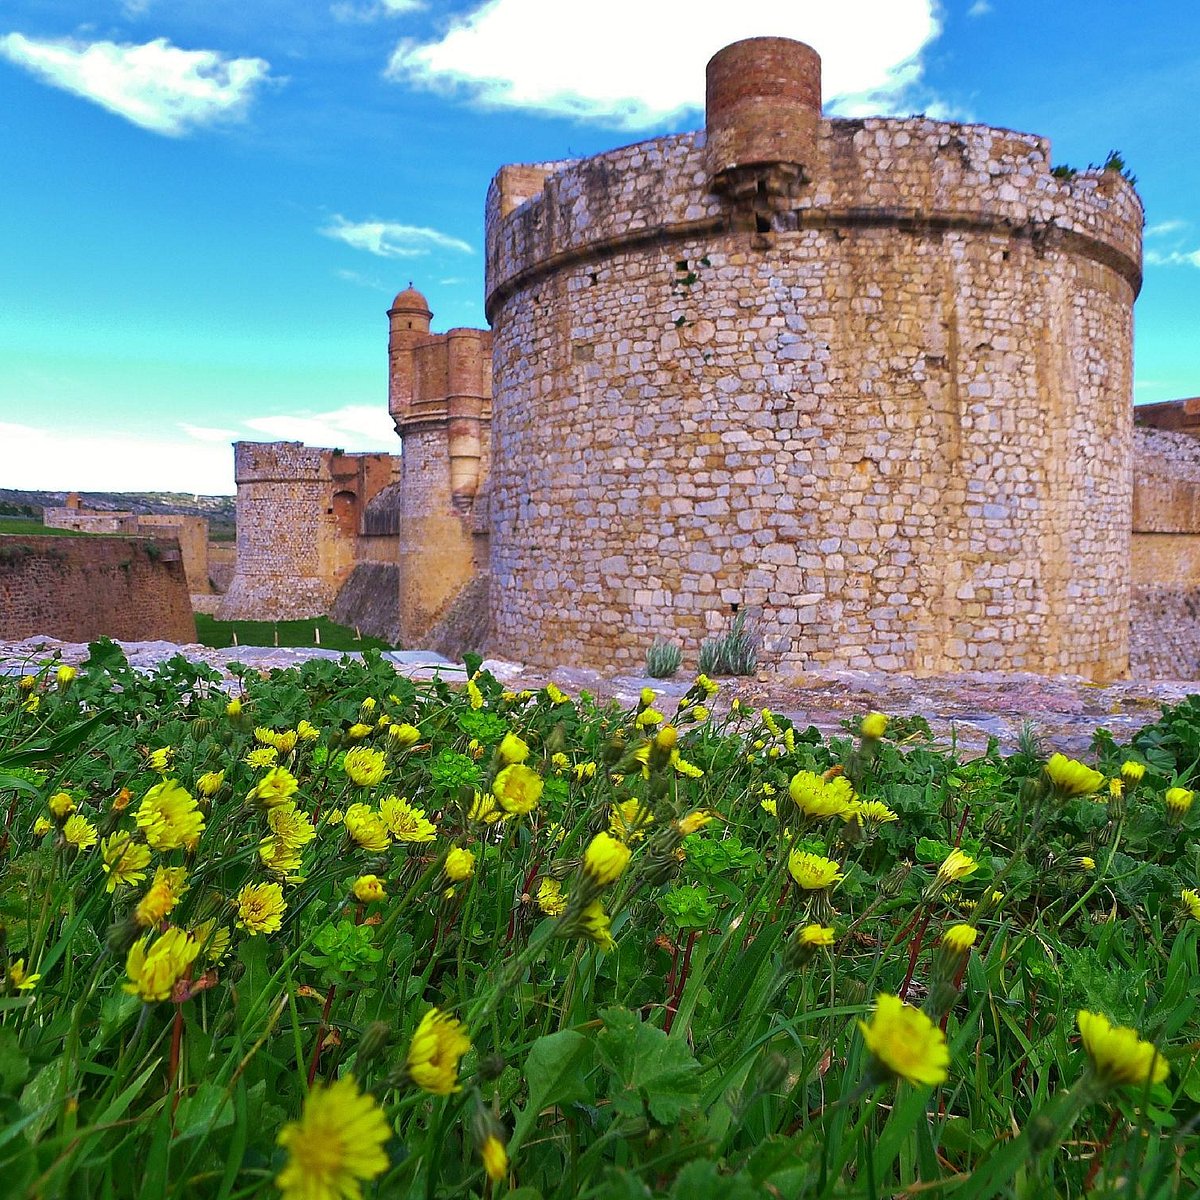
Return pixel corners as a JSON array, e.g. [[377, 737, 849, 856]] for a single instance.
[[0, 489, 236, 537]]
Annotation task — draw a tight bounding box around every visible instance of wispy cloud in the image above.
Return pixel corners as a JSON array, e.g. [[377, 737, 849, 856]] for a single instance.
[[1145, 247, 1200, 268], [180, 423, 242, 443], [967, 1, 991, 16], [332, 0, 424, 20], [1145, 219, 1186, 238], [242, 404, 398, 447], [386, 0, 946, 130], [335, 267, 390, 291], [320, 214, 473, 258], [0, 33, 272, 136]]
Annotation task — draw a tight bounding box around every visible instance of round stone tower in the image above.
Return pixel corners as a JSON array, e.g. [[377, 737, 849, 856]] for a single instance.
[[484, 37, 1143, 680]]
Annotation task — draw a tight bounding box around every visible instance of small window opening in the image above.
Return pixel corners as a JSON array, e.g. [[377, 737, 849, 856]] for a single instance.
[[730, 602, 740, 614], [755, 213, 771, 233]]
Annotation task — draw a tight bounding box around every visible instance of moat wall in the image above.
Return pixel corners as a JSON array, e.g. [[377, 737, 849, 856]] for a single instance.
[[0, 536, 196, 643], [485, 39, 1141, 681]]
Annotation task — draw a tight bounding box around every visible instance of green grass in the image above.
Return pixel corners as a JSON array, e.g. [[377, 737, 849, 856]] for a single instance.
[[0, 517, 92, 536], [193, 613, 396, 652]]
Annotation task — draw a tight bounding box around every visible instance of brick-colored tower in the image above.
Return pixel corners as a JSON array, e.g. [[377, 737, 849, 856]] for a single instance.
[[388, 285, 492, 642]]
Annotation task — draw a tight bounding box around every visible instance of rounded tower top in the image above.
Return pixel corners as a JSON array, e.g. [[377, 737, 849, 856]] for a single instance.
[[705, 36, 822, 187], [389, 283, 433, 329]]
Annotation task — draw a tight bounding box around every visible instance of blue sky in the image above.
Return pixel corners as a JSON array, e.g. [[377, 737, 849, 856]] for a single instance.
[[0, 0, 1197, 495]]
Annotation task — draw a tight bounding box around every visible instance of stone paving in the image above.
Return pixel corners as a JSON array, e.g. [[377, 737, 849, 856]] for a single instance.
[[3, 636, 1198, 759]]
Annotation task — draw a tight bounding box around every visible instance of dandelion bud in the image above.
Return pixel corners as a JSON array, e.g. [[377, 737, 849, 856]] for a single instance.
[[471, 1107, 509, 1183], [225, 697, 242, 719], [1044, 753, 1104, 798], [478, 1051, 507, 1082], [1119, 760, 1145, 785], [930, 849, 977, 896], [444, 847, 476, 882], [55, 664, 77, 690], [602, 733, 626, 764], [497, 732, 530, 765], [17, 675, 35, 693], [860, 712, 889, 740], [582, 832, 631, 888], [356, 1020, 392, 1065], [879, 860, 912, 898], [757, 1051, 790, 1094], [48, 791, 75, 821], [1165, 787, 1194, 824], [784, 924, 836, 970], [1027, 1114, 1060, 1153], [639, 687, 657, 709]]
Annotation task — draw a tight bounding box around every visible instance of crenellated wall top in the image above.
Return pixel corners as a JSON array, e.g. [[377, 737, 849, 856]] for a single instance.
[[484, 116, 1143, 320]]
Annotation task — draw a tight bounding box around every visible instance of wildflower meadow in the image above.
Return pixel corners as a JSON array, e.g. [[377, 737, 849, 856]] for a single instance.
[[1, 639, 1198, 1199]]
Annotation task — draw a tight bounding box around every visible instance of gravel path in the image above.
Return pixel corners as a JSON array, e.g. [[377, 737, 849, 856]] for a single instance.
[[2, 636, 1197, 758]]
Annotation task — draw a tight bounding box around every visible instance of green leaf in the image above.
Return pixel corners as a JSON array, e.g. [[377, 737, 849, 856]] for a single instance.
[[596, 1007, 701, 1124], [0, 1028, 29, 1094], [509, 1030, 595, 1155]]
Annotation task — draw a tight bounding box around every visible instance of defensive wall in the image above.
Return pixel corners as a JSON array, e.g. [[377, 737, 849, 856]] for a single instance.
[[484, 36, 1142, 681], [1130, 425, 1200, 678], [217, 442, 398, 621], [0, 535, 196, 643], [43, 497, 212, 595]]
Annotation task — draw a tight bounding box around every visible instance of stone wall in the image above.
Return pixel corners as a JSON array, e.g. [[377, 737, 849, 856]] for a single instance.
[[485, 39, 1141, 681], [1130, 426, 1200, 677], [218, 442, 398, 621], [0, 536, 196, 643]]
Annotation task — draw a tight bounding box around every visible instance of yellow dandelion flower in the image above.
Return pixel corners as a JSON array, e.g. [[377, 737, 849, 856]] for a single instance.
[[48, 791, 75, 819], [444, 847, 476, 882], [789, 770, 856, 819], [135, 866, 188, 928], [258, 839, 305, 877], [380, 795, 436, 842], [136, 779, 205, 852], [235, 881, 287, 935], [8, 958, 41, 990], [21, 694, 40, 714], [573, 761, 597, 782], [695, 673, 718, 699], [466, 791, 502, 825], [405, 1008, 471, 1095], [343, 803, 391, 852], [345, 723, 372, 742], [671, 753, 705, 779], [479, 1133, 507, 1183], [583, 832, 631, 887], [146, 747, 174, 773], [1181, 888, 1200, 921], [859, 996, 949, 1088], [787, 851, 843, 890], [579, 900, 616, 951], [934, 849, 978, 887], [798, 924, 836, 948], [853, 799, 900, 825], [276, 1075, 391, 1200], [245, 746, 278, 769], [1044, 753, 1104, 797], [63, 813, 98, 851], [343, 746, 387, 788], [609, 799, 654, 843], [273, 729, 299, 755], [247, 766, 299, 809], [124, 927, 200, 1003], [264, 801, 316, 850], [387, 722, 421, 747], [55, 664, 77, 689], [676, 810, 715, 836], [353, 874, 387, 903], [636, 707, 664, 728], [296, 719, 320, 742], [17, 674, 35, 693], [860, 711, 889, 739], [941, 924, 978, 954], [1120, 760, 1145, 784], [190, 918, 231, 963], [497, 732, 529, 764], [1077, 1011, 1169, 1089], [537, 878, 567, 916], [225, 697, 243, 718], [196, 770, 225, 798], [100, 833, 152, 892], [32, 816, 51, 837], [544, 683, 569, 705], [493, 763, 543, 816]]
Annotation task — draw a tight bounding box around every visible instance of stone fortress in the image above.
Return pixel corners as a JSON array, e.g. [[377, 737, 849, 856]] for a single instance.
[[216, 36, 1200, 682]]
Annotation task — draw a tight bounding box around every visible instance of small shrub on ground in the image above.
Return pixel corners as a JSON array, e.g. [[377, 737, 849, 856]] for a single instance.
[[698, 611, 758, 676], [645, 637, 683, 678]]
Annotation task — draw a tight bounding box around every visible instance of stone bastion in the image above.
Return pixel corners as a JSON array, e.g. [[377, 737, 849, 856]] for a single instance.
[[483, 36, 1143, 681]]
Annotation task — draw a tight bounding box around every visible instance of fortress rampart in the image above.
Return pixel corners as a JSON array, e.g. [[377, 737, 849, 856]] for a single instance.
[[217, 442, 397, 621], [484, 37, 1142, 680]]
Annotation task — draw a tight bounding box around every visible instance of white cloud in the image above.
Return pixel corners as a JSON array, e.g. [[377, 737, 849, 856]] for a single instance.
[[386, 0, 943, 130], [1145, 247, 1200, 268], [1145, 219, 1186, 238], [332, 0, 424, 19], [241, 404, 398, 447], [0, 33, 271, 136], [967, 1, 991, 16], [180, 422, 242, 442], [335, 267, 390, 291], [0, 421, 236, 493], [321, 214, 473, 257]]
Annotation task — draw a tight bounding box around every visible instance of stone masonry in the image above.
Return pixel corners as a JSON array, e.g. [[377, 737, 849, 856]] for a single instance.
[[218, 442, 398, 621], [483, 36, 1142, 681]]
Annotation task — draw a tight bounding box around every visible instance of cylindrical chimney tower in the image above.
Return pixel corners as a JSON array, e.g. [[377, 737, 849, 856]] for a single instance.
[[704, 36, 822, 187], [388, 284, 432, 430]]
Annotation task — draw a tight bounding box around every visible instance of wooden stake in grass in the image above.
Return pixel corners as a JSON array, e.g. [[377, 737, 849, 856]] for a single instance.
[[315, 625, 321, 646]]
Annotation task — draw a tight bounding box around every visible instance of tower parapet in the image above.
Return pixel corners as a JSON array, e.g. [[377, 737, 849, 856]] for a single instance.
[[484, 36, 1142, 680]]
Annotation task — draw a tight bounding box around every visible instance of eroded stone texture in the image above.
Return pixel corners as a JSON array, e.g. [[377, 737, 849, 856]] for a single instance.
[[218, 442, 398, 620], [485, 37, 1142, 682]]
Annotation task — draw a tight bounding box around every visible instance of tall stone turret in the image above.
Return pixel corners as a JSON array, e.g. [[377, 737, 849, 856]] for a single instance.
[[387, 286, 492, 642], [484, 35, 1142, 681]]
